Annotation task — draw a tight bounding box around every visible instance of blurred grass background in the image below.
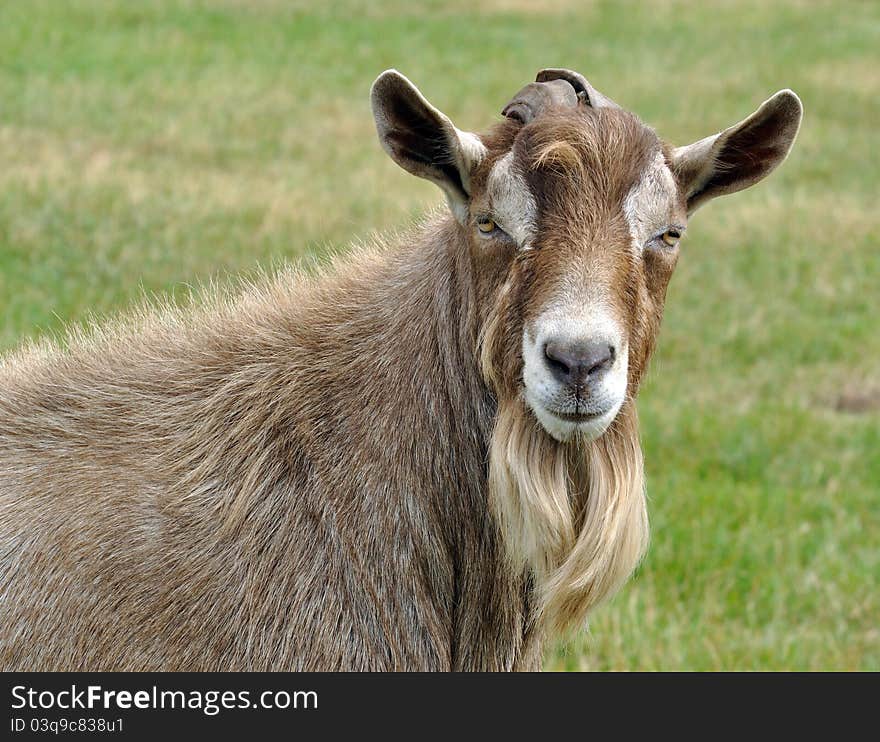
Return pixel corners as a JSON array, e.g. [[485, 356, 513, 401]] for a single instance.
[[1, 0, 877, 670]]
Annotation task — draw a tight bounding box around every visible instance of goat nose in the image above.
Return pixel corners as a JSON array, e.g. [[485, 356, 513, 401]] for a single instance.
[[543, 340, 615, 387]]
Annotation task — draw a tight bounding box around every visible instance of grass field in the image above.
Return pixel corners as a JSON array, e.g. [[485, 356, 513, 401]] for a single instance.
[[1, 0, 877, 670]]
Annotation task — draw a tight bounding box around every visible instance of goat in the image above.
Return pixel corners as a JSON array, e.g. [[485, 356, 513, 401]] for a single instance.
[[0, 68, 802, 671]]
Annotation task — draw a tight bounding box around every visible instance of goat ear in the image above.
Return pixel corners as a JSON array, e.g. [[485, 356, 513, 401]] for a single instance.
[[371, 70, 486, 223], [672, 90, 803, 215]]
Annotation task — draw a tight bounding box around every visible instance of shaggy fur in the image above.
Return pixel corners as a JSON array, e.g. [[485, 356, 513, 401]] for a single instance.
[[1, 224, 535, 670], [0, 71, 802, 671]]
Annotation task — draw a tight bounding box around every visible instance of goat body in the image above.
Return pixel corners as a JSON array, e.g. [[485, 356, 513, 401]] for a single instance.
[[0, 68, 802, 671]]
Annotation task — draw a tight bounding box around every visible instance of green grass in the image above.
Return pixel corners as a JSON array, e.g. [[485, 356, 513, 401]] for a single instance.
[[1, 0, 877, 670]]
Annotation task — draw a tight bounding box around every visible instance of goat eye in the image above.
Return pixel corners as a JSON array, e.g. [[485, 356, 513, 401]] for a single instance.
[[661, 228, 682, 247], [477, 218, 497, 234]]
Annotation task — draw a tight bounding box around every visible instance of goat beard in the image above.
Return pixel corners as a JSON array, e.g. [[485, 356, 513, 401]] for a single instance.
[[487, 394, 649, 636]]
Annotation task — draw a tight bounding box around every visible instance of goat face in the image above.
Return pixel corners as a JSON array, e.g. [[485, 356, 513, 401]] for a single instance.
[[372, 69, 802, 442]]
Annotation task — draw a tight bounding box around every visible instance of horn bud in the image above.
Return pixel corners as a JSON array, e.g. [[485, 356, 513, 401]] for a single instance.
[[536, 68, 619, 109], [501, 78, 579, 124]]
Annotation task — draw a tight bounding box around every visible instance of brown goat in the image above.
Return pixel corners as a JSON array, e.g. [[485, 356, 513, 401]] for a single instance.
[[0, 69, 802, 671]]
